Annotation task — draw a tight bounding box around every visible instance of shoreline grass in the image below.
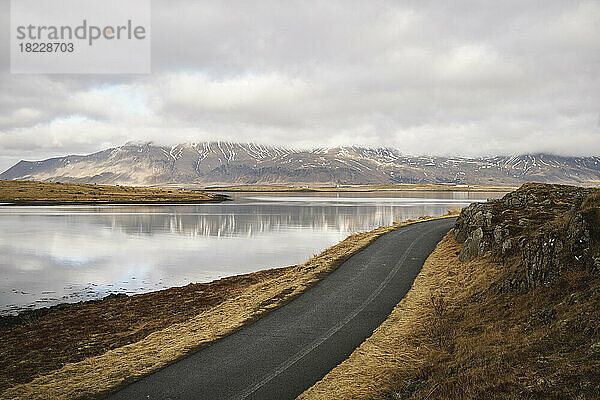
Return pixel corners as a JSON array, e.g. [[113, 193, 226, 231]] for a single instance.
[[0, 180, 228, 205]]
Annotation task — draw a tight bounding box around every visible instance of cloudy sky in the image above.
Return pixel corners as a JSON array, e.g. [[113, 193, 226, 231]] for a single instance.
[[1, 0, 599, 172]]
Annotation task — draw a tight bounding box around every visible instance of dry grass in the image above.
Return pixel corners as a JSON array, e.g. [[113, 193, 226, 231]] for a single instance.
[[0, 268, 295, 392], [301, 233, 600, 399], [299, 233, 504, 400], [0, 214, 456, 400], [0, 180, 225, 204]]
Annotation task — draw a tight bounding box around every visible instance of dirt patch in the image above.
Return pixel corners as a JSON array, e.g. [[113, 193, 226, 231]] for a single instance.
[[0, 180, 227, 204]]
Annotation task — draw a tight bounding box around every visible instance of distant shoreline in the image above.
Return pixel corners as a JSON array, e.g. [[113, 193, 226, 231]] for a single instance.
[[0, 180, 229, 206], [0, 198, 229, 206], [201, 183, 516, 193]]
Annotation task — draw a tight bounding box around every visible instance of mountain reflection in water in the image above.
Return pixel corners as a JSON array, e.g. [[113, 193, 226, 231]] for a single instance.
[[0, 191, 504, 314]]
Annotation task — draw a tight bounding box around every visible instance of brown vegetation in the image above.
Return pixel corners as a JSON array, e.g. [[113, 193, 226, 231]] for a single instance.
[[301, 184, 600, 400], [0, 214, 455, 399], [301, 233, 600, 399], [0, 268, 291, 393], [299, 234, 503, 399], [0, 180, 226, 205]]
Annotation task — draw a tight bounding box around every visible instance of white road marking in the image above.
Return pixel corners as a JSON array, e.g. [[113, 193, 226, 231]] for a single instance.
[[235, 224, 436, 400]]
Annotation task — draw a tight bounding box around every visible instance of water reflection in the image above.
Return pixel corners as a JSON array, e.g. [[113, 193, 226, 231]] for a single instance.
[[0, 191, 504, 314]]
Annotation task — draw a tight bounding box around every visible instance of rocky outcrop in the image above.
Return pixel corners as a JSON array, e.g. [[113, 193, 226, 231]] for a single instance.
[[454, 183, 600, 289]]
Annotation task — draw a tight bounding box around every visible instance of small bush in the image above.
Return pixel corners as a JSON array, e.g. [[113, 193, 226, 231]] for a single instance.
[[18, 309, 44, 326], [423, 292, 450, 348]]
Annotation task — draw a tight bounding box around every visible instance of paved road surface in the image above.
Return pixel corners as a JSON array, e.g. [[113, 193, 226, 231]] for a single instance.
[[109, 217, 455, 400]]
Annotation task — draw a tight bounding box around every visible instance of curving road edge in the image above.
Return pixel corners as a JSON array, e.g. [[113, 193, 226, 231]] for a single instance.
[[109, 217, 456, 400]]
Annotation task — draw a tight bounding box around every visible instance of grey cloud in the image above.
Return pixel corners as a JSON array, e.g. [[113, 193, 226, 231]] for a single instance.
[[0, 0, 599, 172]]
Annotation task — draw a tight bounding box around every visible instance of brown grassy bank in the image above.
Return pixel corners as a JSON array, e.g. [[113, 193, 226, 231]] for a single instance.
[[0, 215, 455, 399], [302, 234, 600, 399], [0, 180, 227, 205], [0, 268, 293, 393], [301, 184, 600, 400], [299, 233, 503, 399]]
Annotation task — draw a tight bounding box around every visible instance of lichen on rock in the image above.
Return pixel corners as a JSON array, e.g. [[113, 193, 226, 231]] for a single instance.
[[454, 183, 600, 289]]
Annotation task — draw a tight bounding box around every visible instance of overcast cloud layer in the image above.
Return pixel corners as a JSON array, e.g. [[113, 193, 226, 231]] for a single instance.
[[1, 0, 599, 171]]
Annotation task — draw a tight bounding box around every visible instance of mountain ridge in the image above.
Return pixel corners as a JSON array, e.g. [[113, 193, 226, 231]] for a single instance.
[[2, 142, 600, 186]]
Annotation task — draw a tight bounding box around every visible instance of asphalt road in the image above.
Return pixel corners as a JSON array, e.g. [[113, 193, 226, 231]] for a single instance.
[[109, 217, 455, 400]]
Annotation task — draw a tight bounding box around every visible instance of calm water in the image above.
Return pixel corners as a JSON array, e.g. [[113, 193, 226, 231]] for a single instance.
[[0, 191, 504, 315]]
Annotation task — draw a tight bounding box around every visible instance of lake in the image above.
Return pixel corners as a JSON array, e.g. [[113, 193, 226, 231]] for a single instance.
[[0, 191, 505, 315]]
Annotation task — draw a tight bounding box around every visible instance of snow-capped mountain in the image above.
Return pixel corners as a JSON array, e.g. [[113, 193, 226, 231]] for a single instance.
[[2, 142, 600, 186]]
